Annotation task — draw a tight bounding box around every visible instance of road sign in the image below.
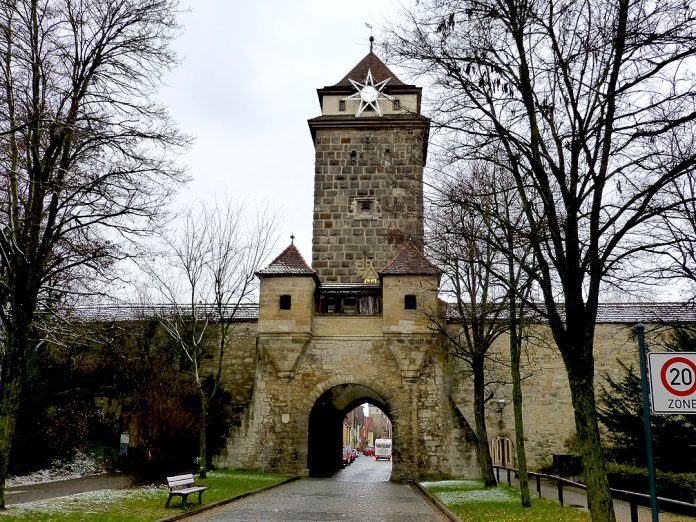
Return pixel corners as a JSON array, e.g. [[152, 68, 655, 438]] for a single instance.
[[648, 352, 696, 413]]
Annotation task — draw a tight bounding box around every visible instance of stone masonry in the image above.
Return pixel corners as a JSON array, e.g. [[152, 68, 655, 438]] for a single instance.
[[310, 126, 427, 284]]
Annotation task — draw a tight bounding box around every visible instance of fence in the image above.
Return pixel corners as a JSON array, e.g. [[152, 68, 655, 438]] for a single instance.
[[493, 465, 696, 521]]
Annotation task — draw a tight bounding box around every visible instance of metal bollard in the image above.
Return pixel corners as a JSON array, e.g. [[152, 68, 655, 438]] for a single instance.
[[558, 481, 564, 506], [630, 501, 638, 522]]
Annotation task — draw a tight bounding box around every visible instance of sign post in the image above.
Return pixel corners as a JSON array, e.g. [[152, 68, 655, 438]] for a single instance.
[[635, 324, 659, 522]]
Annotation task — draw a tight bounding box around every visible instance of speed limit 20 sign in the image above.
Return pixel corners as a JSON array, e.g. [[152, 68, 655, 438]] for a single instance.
[[648, 353, 696, 413]]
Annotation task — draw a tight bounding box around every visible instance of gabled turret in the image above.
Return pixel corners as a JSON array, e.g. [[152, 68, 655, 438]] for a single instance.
[[256, 242, 317, 383]]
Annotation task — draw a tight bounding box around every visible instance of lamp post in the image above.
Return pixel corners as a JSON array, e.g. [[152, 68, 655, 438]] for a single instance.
[[496, 399, 507, 421]]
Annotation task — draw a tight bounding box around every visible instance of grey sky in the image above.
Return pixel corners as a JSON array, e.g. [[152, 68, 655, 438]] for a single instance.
[[158, 1, 407, 262]]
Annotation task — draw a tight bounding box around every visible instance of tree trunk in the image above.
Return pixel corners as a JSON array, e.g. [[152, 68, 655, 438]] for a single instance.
[[566, 358, 616, 522], [0, 326, 29, 509], [473, 357, 497, 487], [198, 391, 208, 479], [510, 321, 531, 507]]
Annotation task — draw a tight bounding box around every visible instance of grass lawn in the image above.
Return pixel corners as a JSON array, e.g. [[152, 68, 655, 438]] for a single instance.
[[0, 469, 292, 521], [421, 479, 591, 522]]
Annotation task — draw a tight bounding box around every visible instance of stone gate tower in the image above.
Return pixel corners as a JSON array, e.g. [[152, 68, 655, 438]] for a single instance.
[[308, 51, 429, 283], [218, 47, 478, 481]]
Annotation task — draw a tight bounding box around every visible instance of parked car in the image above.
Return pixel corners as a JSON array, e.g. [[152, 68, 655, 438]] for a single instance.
[[364, 445, 374, 457], [342, 446, 352, 467], [351, 448, 358, 461]]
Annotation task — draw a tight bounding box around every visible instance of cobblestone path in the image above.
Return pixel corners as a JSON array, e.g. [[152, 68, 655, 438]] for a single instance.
[[189, 455, 448, 521]]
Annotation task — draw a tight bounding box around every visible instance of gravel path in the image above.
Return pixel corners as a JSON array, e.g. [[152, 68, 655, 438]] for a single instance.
[[4, 473, 130, 505]]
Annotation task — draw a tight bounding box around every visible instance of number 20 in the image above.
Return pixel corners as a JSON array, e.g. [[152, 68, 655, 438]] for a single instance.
[[670, 367, 694, 386]]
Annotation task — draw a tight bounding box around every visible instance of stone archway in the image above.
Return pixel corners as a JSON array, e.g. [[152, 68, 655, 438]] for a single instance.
[[304, 380, 395, 477]]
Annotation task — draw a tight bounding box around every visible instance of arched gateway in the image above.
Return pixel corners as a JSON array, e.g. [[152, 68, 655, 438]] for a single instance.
[[306, 380, 394, 476], [214, 50, 479, 480]]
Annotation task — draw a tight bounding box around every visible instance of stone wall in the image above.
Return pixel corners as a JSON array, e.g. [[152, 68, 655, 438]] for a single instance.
[[311, 125, 427, 282], [216, 316, 677, 478], [449, 321, 670, 470]]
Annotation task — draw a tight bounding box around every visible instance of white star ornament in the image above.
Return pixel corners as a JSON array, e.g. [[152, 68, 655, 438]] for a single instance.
[[343, 69, 394, 117]]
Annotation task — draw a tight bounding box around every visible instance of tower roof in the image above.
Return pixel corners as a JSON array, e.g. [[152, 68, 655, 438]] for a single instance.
[[380, 242, 440, 276], [257, 243, 316, 278], [334, 52, 406, 87]]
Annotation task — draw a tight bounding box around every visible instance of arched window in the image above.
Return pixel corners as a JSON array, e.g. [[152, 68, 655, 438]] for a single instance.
[[490, 436, 515, 468]]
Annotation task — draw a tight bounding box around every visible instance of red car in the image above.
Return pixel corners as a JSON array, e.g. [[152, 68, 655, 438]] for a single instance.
[[363, 445, 374, 456], [342, 447, 352, 466]]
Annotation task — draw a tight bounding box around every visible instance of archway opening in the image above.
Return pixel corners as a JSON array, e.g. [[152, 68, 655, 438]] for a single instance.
[[307, 383, 392, 477]]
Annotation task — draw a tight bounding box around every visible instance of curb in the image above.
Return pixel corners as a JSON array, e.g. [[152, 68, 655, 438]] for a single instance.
[[155, 475, 301, 522], [412, 481, 462, 522]]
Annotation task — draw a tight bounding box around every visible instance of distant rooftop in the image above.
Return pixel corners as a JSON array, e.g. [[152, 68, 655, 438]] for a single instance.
[[446, 301, 696, 324], [70, 303, 259, 323], [68, 301, 696, 325]]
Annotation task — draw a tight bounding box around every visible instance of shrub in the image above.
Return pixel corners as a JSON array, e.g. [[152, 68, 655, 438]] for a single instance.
[[606, 461, 696, 503]]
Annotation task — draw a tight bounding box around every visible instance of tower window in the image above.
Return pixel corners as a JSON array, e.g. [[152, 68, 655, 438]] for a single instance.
[[279, 294, 292, 310], [404, 295, 417, 310], [349, 197, 382, 219], [393, 99, 401, 110], [339, 100, 346, 111]]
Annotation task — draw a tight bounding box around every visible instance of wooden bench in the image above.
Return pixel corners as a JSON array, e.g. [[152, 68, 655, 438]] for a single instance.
[[165, 474, 208, 508]]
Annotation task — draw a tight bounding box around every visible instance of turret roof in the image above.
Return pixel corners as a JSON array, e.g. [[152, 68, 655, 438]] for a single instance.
[[380, 242, 440, 276], [256, 243, 316, 277], [335, 52, 406, 87]]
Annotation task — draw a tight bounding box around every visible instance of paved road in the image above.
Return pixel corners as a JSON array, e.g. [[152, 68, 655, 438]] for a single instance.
[[4, 473, 130, 505], [189, 455, 449, 522]]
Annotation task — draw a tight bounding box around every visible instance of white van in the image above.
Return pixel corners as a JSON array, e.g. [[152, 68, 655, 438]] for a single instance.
[[374, 438, 392, 461]]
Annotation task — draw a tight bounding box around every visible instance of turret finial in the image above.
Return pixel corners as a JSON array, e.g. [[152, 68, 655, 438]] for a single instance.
[[290, 233, 295, 244], [369, 35, 374, 53]]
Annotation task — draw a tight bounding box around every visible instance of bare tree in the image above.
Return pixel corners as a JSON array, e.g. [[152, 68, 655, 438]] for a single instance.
[[386, 0, 696, 519], [650, 173, 696, 304], [463, 164, 537, 506], [427, 183, 508, 487], [0, 0, 186, 508], [430, 162, 535, 503], [143, 201, 276, 477]]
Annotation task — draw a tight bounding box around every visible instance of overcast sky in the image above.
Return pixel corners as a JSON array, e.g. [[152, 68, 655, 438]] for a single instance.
[[157, 1, 410, 263]]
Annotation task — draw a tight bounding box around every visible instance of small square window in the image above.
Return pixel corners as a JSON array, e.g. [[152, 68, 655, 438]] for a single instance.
[[279, 295, 292, 310], [404, 295, 417, 310], [360, 200, 372, 212], [393, 99, 401, 110], [339, 100, 346, 111]]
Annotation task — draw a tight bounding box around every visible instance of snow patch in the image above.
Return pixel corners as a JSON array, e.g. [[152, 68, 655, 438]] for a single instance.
[[436, 487, 518, 504], [421, 479, 482, 490], [7, 450, 108, 487]]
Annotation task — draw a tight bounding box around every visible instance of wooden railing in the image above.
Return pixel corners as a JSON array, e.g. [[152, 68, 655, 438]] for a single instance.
[[493, 465, 696, 521]]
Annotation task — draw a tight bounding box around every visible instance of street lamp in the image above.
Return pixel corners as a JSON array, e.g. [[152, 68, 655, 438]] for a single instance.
[[496, 399, 507, 421]]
